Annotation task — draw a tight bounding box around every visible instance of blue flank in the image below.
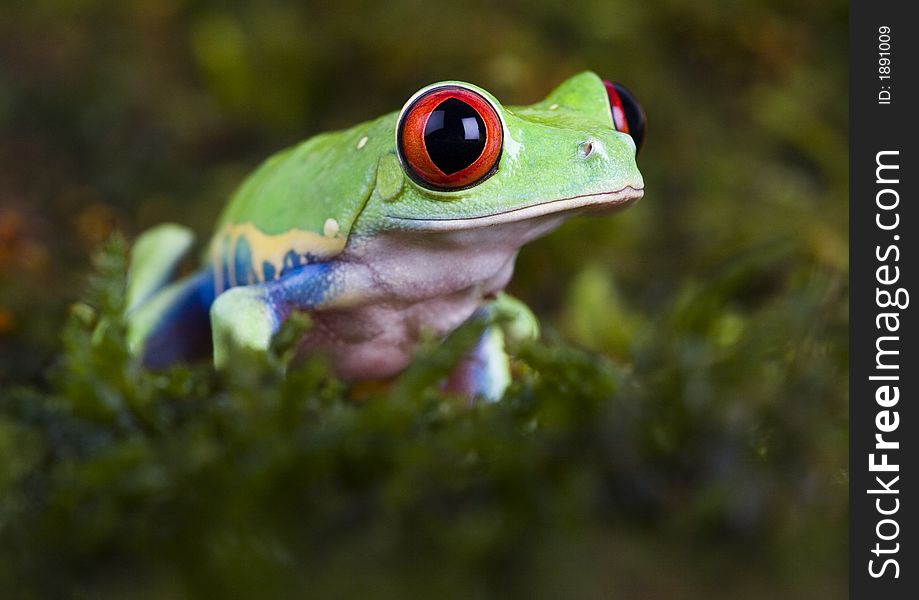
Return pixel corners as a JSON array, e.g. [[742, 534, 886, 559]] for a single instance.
[[280, 250, 303, 277], [220, 238, 231, 291], [262, 261, 276, 281], [220, 233, 336, 305], [233, 236, 257, 285], [144, 244, 337, 367], [223, 234, 319, 289]]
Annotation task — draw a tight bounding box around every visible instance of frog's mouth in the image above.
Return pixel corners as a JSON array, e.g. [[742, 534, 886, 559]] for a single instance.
[[387, 186, 643, 231]]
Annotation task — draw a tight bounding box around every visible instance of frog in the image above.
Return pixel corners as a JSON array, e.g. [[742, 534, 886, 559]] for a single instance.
[[126, 71, 646, 401]]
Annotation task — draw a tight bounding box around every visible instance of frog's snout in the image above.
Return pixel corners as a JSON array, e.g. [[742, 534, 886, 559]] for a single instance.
[[567, 132, 643, 193], [576, 136, 635, 161]]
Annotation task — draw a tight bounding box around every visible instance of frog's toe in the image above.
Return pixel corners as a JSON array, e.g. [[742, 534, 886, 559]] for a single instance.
[[210, 287, 282, 368], [490, 293, 540, 345]]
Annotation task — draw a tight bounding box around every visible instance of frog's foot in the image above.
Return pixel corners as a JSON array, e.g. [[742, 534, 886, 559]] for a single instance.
[[488, 292, 540, 345], [442, 293, 539, 402], [442, 325, 510, 403], [210, 286, 284, 367], [128, 269, 216, 368], [126, 223, 195, 314], [126, 224, 216, 368], [210, 263, 334, 368]]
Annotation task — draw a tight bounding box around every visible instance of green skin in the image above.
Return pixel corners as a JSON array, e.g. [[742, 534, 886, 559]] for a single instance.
[[126, 71, 644, 400]]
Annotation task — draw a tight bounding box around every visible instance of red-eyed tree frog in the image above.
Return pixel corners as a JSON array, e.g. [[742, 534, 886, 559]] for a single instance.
[[126, 71, 646, 400]]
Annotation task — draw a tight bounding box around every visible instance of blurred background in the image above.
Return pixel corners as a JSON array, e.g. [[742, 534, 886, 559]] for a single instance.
[[0, 0, 847, 597]]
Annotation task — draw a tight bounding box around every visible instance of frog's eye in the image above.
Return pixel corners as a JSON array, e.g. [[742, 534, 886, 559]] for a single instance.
[[397, 85, 503, 191], [603, 81, 646, 153]]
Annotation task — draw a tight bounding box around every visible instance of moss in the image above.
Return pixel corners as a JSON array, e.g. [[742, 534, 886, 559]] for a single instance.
[[0, 237, 846, 598]]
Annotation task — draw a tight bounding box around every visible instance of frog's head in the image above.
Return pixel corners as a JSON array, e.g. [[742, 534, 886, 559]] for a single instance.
[[369, 71, 645, 237]]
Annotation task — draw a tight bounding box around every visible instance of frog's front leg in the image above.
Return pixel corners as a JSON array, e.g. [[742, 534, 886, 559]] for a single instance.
[[443, 293, 540, 402], [210, 263, 336, 367]]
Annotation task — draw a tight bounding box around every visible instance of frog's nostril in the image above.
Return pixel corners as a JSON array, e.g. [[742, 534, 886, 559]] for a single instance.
[[577, 141, 594, 159]]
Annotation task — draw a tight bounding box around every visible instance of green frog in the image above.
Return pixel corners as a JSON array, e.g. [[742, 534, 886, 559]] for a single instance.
[[126, 71, 646, 400]]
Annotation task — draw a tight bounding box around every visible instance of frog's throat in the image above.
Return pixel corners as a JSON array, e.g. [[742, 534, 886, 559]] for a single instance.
[[385, 185, 643, 231]]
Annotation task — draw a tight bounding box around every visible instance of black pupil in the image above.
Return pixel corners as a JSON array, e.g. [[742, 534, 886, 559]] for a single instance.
[[423, 98, 486, 174]]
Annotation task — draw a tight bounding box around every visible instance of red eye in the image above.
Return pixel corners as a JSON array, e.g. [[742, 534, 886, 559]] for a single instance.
[[397, 86, 503, 190], [603, 80, 646, 153]]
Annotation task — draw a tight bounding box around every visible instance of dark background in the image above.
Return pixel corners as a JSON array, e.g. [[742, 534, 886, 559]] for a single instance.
[[0, 1, 847, 597]]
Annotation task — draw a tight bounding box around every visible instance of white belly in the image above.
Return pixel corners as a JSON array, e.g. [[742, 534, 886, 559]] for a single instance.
[[296, 214, 566, 380]]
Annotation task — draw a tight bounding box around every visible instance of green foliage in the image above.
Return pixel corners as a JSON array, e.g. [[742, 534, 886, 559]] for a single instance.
[[1, 231, 846, 598]]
